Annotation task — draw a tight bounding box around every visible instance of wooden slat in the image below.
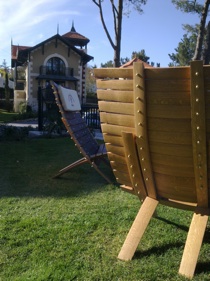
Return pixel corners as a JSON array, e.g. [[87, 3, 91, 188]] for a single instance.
[[103, 134, 124, 146], [134, 62, 157, 200], [97, 90, 133, 103], [100, 112, 135, 127], [148, 130, 192, 145], [153, 165, 194, 177], [106, 143, 125, 157], [99, 101, 134, 115], [147, 104, 191, 119], [122, 132, 147, 200], [151, 153, 193, 168], [120, 185, 135, 195], [146, 79, 190, 92], [96, 79, 133, 91], [150, 142, 193, 157], [160, 198, 197, 211], [107, 152, 127, 165], [110, 160, 129, 173], [146, 91, 190, 105], [190, 61, 208, 208], [148, 118, 191, 133], [94, 68, 133, 79], [113, 169, 132, 185], [101, 123, 135, 136], [145, 67, 190, 80], [155, 173, 196, 203], [203, 65, 210, 77], [158, 190, 196, 204]]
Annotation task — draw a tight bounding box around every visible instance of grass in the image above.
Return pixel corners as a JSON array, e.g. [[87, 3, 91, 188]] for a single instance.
[[0, 109, 19, 123], [0, 137, 210, 280]]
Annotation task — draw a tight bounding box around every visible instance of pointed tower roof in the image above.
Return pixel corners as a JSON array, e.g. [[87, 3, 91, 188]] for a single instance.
[[62, 22, 89, 47], [70, 21, 76, 32]]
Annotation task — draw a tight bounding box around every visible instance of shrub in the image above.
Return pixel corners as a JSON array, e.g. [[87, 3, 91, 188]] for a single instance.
[[0, 125, 33, 141]]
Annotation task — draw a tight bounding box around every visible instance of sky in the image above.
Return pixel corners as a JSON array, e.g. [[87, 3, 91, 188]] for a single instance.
[[0, 0, 208, 68]]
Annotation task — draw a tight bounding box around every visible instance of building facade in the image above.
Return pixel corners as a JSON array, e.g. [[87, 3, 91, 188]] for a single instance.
[[11, 24, 93, 112]]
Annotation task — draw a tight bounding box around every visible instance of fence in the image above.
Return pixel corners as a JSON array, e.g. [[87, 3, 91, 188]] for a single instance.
[[38, 87, 100, 131]]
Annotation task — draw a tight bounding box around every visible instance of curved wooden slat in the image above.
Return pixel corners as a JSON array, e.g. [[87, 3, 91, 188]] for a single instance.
[[99, 101, 134, 115], [96, 79, 133, 91], [97, 90, 133, 103], [94, 68, 133, 79]]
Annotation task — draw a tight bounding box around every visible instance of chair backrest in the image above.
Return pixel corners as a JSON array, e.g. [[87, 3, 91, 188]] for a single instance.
[[51, 82, 100, 158], [94, 61, 210, 211]]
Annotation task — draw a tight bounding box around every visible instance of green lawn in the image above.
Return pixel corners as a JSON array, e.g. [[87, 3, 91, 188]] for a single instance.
[[0, 137, 210, 280], [0, 109, 19, 123]]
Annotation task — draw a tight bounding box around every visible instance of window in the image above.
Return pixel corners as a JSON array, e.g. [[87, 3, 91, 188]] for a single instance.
[[46, 57, 65, 76]]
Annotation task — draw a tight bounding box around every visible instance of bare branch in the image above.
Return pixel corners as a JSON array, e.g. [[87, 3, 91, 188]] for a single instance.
[[93, 0, 115, 50], [110, 0, 118, 36]]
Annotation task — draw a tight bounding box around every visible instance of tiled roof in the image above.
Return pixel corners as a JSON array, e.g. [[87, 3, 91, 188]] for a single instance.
[[11, 45, 30, 60], [62, 22, 89, 45], [62, 30, 89, 41], [120, 57, 153, 68]]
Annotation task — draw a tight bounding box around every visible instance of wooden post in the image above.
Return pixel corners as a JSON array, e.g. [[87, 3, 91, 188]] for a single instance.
[[190, 60, 208, 207], [118, 196, 158, 261], [179, 209, 208, 279], [133, 62, 157, 199]]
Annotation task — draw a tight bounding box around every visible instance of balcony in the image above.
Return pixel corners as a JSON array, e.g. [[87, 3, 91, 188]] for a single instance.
[[39, 66, 74, 77]]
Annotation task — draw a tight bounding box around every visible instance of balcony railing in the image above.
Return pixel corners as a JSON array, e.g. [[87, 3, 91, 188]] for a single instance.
[[39, 66, 74, 77]]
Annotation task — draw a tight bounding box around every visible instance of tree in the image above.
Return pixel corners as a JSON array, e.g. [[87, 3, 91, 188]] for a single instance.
[[132, 49, 150, 62], [0, 60, 11, 111], [168, 25, 198, 66], [92, 0, 147, 67], [101, 60, 114, 67], [172, 0, 210, 61]]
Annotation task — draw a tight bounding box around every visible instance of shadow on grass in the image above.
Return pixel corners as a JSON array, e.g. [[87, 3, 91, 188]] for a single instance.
[[0, 165, 116, 198], [134, 241, 184, 259], [195, 261, 210, 275], [155, 216, 189, 232], [0, 137, 116, 198]]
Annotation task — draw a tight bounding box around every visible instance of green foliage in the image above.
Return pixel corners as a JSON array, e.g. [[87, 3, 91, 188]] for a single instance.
[[171, 0, 203, 14], [101, 60, 114, 67], [132, 49, 150, 62], [0, 125, 33, 141], [169, 34, 196, 66], [0, 138, 209, 280], [168, 24, 198, 66]]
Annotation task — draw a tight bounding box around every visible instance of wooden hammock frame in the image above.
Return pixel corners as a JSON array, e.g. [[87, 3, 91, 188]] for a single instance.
[[94, 61, 210, 279]]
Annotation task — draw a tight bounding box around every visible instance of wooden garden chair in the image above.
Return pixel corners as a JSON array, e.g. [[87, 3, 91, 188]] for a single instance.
[[94, 61, 210, 279], [50, 81, 112, 184]]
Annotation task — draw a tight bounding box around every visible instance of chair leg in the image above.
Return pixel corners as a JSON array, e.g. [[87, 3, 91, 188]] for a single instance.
[[118, 197, 158, 261], [179, 210, 208, 279], [91, 161, 112, 184], [53, 157, 88, 178]]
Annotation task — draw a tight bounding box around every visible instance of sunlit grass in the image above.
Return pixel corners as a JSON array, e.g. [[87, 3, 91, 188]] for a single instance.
[[0, 137, 210, 280]]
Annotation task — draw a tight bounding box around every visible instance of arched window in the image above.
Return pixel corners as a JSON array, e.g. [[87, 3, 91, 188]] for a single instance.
[[46, 57, 65, 76]]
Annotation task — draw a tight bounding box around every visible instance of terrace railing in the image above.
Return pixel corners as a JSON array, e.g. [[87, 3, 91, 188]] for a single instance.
[[39, 66, 74, 77]]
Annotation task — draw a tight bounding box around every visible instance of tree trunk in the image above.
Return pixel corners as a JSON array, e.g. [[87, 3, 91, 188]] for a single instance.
[[203, 21, 210, 64], [114, 0, 123, 67], [193, 0, 210, 60]]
